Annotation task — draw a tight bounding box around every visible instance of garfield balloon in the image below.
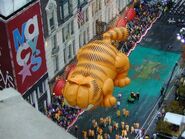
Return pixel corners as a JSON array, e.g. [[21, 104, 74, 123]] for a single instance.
[[63, 27, 130, 110]]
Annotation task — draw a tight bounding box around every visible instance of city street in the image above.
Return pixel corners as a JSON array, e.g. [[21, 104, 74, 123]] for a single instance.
[[69, 10, 183, 139]]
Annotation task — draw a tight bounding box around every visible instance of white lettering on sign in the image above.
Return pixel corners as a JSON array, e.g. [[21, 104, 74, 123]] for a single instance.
[[0, 69, 15, 90]]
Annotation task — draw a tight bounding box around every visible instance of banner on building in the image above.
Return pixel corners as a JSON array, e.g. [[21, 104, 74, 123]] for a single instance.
[[0, 21, 16, 90], [7, 2, 47, 94]]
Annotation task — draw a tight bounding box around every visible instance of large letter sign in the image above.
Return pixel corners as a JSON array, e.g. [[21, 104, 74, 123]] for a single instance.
[[7, 2, 47, 93], [13, 15, 42, 83]]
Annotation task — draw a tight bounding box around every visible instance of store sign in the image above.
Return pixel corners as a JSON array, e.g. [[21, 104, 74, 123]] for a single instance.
[[13, 15, 42, 81], [7, 2, 47, 93]]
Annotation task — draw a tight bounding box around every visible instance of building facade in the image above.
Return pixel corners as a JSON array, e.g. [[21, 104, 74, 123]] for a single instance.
[[0, 0, 131, 112], [40, 0, 131, 84], [0, 0, 51, 113]]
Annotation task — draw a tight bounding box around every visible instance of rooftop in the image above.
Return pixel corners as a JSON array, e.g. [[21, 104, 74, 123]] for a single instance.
[[0, 0, 34, 18], [0, 88, 75, 139]]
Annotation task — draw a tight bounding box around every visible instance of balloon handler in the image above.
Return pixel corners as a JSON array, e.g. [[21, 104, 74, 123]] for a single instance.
[[127, 92, 140, 103], [62, 27, 131, 110]]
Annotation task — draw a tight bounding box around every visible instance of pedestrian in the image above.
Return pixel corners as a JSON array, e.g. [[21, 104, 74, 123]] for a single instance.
[[125, 124, 129, 132], [161, 108, 165, 116], [75, 125, 78, 137], [117, 110, 121, 118], [145, 134, 150, 139], [153, 133, 157, 139], [117, 101, 121, 109], [131, 126, 135, 134], [108, 125, 113, 133], [121, 122, 125, 129], [136, 92, 140, 100], [160, 87, 165, 96], [157, 111, 162, 119], [118, 93, 122, 99]]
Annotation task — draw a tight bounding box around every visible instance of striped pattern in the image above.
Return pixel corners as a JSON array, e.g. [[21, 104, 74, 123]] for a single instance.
[[77, 63, 108, 76], [71, 28, 129, 85], [103, 27, 129, 41], [63, 27, 129, 108], [77, 42, 117, 70], [72, 70, 104, 83], [82, 42, 117, 58]]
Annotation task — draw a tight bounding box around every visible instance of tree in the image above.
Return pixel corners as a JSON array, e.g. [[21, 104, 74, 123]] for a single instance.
[[156, 120, 180, 137], [156, 120, 171, 134], [165, 100, 184, 114]]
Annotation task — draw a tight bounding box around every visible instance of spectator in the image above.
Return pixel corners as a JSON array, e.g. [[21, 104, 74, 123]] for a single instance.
[[46, 96, 81, 129]]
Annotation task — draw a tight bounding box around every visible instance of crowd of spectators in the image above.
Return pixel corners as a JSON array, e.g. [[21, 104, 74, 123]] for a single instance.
[[120, 2, 162, 54], [46, 96, 81, 129], [78, 116, 144, 139]]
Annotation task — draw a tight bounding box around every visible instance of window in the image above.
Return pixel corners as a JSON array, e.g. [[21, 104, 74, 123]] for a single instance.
[[27, 93, 35, 106], [63, 48, 66, 64], [85, 8, 88, 22], [83, 31, 86, 45], [87, 27, 89, 41], [46, 0, 58, 35], [49, 11, 55, 31], [37, 85, 44, 98], [60, 6, 63, 19], [73, 40, 76, 55], [63, 2, 70, 18], [60, 0, 72, 20], [62, 28, 65, 42], [71, 20, 74, 35], [99, 1, 101, 10], [53, 55, 59, 72], [78, 0, 86, 6], [93, 22, 96, 36], [62, 23, 70, 42], [67, 44, 72, 59], [96, 0, 99, 12], [25, 96, 31, 104], [63, 44, 72, 63], [51, 35, 57, 48], [79, 34, 82, 47], [78, 21, 80, 29], [43, 81, 46, 93], [30, 93, 35, 107], [68, 23, 70, 33], [92, 2, 95, 16]]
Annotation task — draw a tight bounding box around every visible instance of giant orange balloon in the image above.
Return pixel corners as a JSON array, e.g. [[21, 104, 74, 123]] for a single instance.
[[63, 27, 130, 110]]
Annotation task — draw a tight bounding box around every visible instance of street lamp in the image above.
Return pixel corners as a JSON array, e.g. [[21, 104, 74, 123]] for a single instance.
[[177, 34, 181, 40], [176, 27, 185, 44]]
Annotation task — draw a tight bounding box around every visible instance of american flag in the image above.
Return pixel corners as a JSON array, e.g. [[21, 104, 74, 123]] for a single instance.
[[77, 7, 84, 24]]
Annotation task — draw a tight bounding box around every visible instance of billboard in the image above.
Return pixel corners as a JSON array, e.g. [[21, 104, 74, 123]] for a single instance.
[[0, 21, 16, 90], [7, 2, 47, 94]]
